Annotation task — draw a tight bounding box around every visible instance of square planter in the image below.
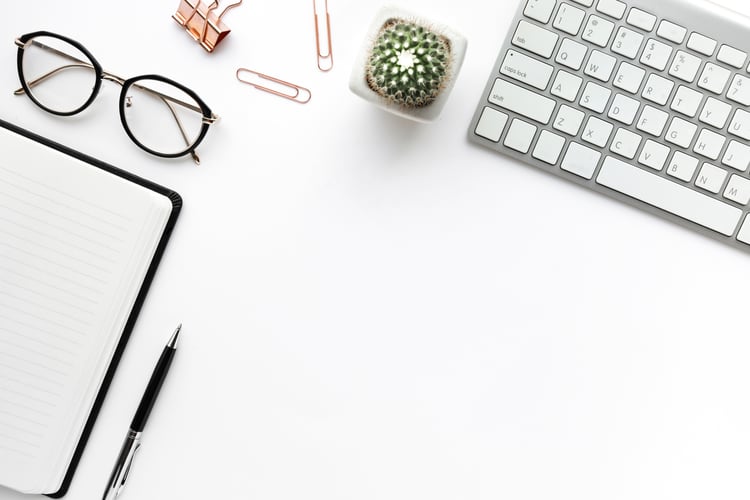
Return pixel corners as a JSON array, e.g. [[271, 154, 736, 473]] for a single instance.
[[349, 5, 467, 123]]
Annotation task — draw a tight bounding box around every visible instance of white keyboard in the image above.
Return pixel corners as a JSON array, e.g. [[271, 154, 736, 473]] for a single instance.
[[469, 0, 750, 252]]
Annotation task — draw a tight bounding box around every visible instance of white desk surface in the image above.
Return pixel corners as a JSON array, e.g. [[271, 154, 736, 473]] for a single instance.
[[2, 0, 750, 499]]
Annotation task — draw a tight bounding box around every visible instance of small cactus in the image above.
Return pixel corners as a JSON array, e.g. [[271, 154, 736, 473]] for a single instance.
[[365, 18, 452, 109]]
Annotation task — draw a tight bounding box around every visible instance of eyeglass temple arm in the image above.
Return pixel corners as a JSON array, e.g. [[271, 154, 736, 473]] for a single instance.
[[13, 39, 218, 123], [158, 99, 201, 165], [14, 63, 92, 95], [13, 39, 89, 94]]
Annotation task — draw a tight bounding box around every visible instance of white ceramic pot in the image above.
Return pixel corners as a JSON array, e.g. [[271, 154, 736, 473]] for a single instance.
[[349, 5, 468, 123]]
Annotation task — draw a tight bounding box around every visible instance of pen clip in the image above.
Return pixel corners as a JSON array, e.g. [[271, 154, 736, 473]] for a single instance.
[[103, 430, 142, 500], [117, 439, 141, 495]]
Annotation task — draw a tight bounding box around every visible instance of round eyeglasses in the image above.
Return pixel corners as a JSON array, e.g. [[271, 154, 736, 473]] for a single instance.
[[14, 31, 219, 164]]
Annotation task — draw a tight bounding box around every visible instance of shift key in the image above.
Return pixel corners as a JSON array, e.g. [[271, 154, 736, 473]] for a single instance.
[[488, 79, 556, 124], [512, 20, 559, 59]]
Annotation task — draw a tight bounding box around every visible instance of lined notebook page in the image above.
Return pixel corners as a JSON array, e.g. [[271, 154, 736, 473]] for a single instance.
[[0, 126, 172, 494]]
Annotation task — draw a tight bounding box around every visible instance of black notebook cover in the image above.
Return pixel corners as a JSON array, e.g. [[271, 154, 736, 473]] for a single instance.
[[0, 118, 182, 498]]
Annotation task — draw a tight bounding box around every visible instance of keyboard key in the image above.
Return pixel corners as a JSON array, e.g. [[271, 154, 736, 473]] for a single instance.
[[582, 15, 615, 47], [474, 107, 509, 142], [532, 130, 566, 164], [562, 142, 602, 179], [723, 141, 750, 171], [724, 175, 750, 204], [695, 163, 727, 194], [699, 97, 732, 129], [500, 50, 555, 90], [670, 86, 703, 118], [729, 109, 750, 140], [738, 216, 750, 243], [638, 139, 670, 170], [597, 156, 742, 236], [580, 81, 612, 113], [665, 117, 697, 148], [582, 116, 614, 147], [596, 0, 626, 19], [727, 74, 750, 106], [489, 79, 557, 124], [556, 38, 588, 70], [668, 51, 702, 83], [553, 3, 587, 36], [626, 8, 656, 31], [642, 73, 674, 105], [640, 39, 672, 71], [667, 151, 699, 182], [611, 27, 644, 59], [608, 93, 640, 125], [551, 70, 583, 101], [512, 20, 560, 59], [697, 63, 731, 95], [610, 128, 642, 159], [584, 50, 617, 82], [554, 105, 586, 135], [657, 20, 687, 44], [687, 32, 717, 56], [613, 62, 645, 94], [717, 45, 747, 69], [504, 118, 538, 153], [636, 105, 669, 136], [570, 0, 594, 6], [524, 0, 557, 24], [693, 129, 726, 161]]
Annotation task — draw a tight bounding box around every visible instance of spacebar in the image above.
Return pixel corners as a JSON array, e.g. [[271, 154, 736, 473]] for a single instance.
[[596, 156, 742, 236]]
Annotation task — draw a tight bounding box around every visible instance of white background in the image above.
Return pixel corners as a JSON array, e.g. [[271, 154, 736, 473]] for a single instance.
[[2, 0, 750, 499]]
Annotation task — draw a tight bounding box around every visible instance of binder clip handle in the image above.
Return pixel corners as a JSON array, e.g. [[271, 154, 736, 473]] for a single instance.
[[172, 0, 243, 53]]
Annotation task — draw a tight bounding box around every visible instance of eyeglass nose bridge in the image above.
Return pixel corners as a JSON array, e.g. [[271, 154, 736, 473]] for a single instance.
[[102, 72, 126, 86]]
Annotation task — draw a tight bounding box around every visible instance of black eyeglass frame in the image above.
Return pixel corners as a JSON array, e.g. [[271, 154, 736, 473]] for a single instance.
[[14, 31, 217, 162]]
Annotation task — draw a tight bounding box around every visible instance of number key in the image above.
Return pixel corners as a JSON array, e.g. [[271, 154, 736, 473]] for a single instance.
[[611, 26, 644, 59], [698, 63, 731, 95], [553, 3, 586, 35], [582, 15, 615, 47], [640, 38, 672, 71], [668, 50, 702, 83], [728, 74, 750, 106]]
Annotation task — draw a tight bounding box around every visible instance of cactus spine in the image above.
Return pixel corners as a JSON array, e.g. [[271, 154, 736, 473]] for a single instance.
[[366, 18, 452, 109]]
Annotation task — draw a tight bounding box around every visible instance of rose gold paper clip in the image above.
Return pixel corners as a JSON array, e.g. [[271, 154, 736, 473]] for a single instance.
[[313, 0, 333, 71], [173, 0, 243, 53], [236, 68, 312, 104]]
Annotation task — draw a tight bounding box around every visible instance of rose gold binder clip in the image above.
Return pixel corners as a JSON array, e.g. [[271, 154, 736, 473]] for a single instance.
[[236, 68, 312, 104], [172, 0, 243, 53], [313, 0, 333, 71]]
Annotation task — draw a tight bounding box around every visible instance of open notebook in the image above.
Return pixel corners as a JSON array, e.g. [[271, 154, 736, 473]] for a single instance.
[[0, 119, 181, 496]]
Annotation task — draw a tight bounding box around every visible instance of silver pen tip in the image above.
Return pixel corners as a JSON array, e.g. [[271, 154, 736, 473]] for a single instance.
[[168, 324, 181, 349]]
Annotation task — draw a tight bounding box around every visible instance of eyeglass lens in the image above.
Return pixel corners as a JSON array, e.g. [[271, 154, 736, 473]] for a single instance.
[[121, 78, 206, 157], [21, 36, 97, 114]]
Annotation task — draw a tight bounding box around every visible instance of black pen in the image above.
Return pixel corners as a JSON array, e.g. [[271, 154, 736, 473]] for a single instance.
[[103, 325, 181, 500]]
